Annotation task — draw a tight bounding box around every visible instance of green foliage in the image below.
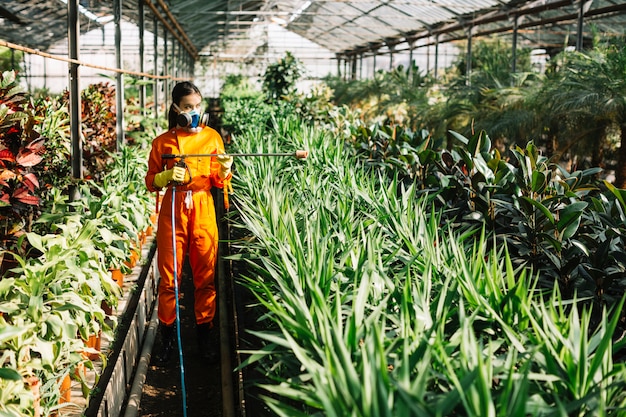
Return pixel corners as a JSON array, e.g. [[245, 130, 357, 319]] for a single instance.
[[226, 108, 626, 416], [1, 218, 120, 414], [325, 63, 433, 131], [221, 95, 297, 136], [453, 37, 532, 82], [0, 82, 155, 416], [0, 47, 22, 74], [79, 83, 118, 181], [290, 83, 335, 125], [538, 37, 626, 185], [221, 74, 262, 101], [339, 117, 626, 303], [262, 51, 304, 102], [31, 95, 72, 193], [219, 71, 295, 135]]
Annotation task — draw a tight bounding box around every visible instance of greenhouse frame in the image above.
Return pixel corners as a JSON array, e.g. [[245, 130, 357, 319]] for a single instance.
[[2, 1, 626, 417]]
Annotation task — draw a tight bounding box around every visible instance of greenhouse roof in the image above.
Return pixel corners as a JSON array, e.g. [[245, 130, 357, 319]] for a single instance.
[[1, 0, 626, 61]]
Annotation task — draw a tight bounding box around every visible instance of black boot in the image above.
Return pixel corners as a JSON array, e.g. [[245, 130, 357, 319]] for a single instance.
[[197, 323, 218, 363], [154, 323, 176, 365]]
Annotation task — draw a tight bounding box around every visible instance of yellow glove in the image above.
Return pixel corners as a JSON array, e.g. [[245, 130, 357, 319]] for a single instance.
[[216, 154, 233, 179], [153, 166, 186, 188]]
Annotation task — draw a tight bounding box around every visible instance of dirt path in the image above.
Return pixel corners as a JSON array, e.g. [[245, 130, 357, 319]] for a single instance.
[[137, 260, 223, 417]]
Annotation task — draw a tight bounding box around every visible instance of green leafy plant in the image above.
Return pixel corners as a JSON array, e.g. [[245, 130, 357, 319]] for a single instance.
[[224, 98, 626, 416], [31, 95, 71, 193], [262, 51, 304, 103]]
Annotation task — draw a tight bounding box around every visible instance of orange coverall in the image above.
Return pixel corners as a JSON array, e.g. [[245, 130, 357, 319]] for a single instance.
[[145, 126, 230, 327]]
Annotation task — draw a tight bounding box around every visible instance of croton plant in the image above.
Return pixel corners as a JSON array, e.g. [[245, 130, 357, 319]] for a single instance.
[[0, 70, 45, 251]]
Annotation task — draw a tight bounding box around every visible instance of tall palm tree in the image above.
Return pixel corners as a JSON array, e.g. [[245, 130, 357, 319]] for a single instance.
[[544, 38, 626, 186], [435, 37, 536, 149]]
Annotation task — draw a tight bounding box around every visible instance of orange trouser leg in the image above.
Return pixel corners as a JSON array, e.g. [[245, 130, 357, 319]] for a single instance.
[[156, 189, 189, 326], [188, 191, 219, 326], [156, 189, 219, 326]]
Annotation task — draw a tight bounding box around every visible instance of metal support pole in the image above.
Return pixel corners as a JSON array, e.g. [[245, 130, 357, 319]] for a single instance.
[[173, 40, 178, 79], [512, 15, 519, 75], [434, 34, 439, 81], [163, 30, 169, 111], [466, 26, 473, 84], [68, 0, 82, 202], [43, 58, 47, 90], [114, 0, 125, 150], [351, 55, 357, 80], [576, 1, 591, 51], [178, 42, 183, 79], [190, 52, 195, 79], [359, 53, 363, 80], [139, 0, 146, 115], [153, 16, 159, 120], [426, 39, 430, 73], [372, 52, 377, 76]]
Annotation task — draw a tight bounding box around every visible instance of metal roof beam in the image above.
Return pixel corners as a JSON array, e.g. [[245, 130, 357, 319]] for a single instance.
[[0, 5, 22, 23], [144, 0, 197, 58], [340, 0, 626, 57]]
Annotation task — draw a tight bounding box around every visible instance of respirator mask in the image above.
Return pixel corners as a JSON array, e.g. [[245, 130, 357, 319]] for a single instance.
[[173, 102, 209, 130], [177, 109, 210, 129]]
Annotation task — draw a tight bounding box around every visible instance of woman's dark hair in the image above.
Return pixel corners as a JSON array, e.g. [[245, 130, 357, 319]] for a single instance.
[[167, 81, 202, 129]]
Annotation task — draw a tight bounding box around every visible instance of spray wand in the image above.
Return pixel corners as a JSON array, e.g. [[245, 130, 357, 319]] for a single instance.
[[164, 150, 308, 184], [162, 150, 309, 159]]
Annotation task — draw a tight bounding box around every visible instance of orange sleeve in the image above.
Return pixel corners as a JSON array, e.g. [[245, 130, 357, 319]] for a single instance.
[[145, 130, 179, 192], [207, 129, 230, 189]]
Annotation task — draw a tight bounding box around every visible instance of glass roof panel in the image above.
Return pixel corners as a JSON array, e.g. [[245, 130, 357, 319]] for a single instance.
[[1, 0, 625, 62]]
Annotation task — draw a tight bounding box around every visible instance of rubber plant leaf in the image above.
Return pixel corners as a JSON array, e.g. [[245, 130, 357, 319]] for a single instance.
[[557, 201, 587, 239], [519, 196, 555, 225]]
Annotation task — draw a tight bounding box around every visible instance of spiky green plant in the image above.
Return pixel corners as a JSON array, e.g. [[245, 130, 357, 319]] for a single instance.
[[225, 109, 626, 417]]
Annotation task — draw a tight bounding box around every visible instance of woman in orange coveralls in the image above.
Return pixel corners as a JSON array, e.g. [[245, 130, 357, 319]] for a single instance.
[[145, 81, 233, 365]]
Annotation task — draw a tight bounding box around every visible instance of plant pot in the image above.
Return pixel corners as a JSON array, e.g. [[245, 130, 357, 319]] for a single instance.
[[123, 248, 139, 269], [59, 374, 71, 404], [110, 268, 124, 287], [101, 300, 114, 316], [83, 332, 102, 360]]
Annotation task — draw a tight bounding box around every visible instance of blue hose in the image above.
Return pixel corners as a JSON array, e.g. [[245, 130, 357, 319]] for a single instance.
[[171, 186, 188, 416]]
